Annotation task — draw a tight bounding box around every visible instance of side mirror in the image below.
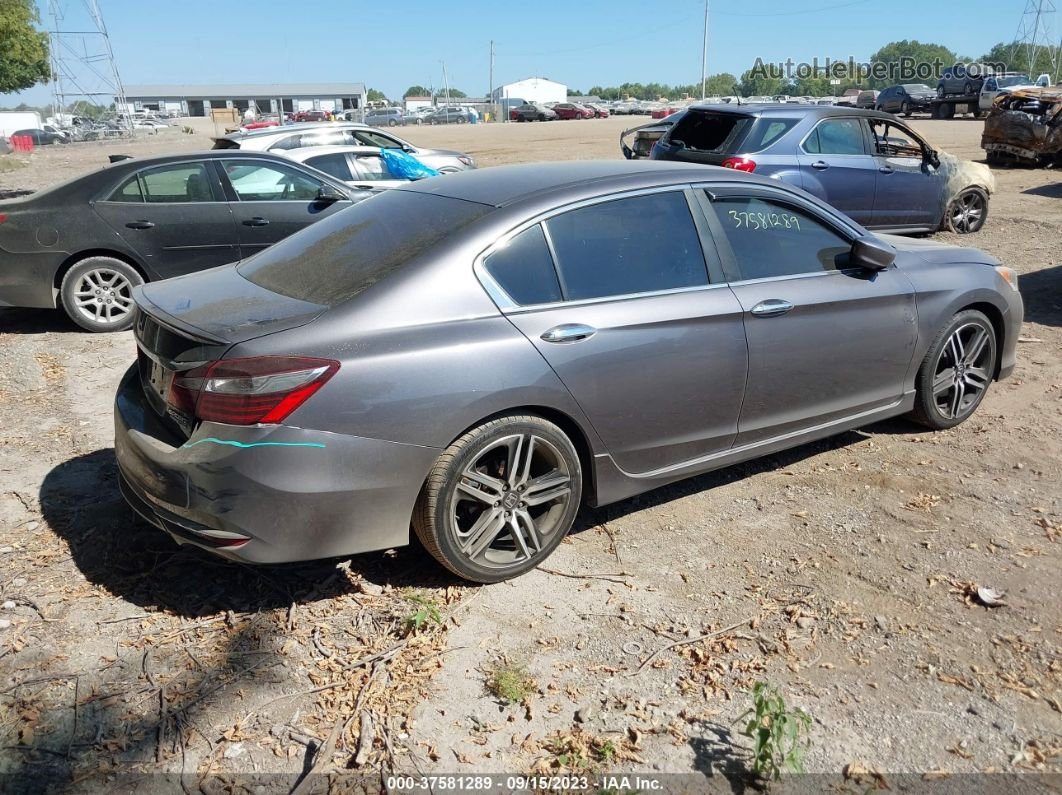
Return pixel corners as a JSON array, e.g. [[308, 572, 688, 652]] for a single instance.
[[850, 237, 896, 271], [924, 148, 940, 168], [316, 184, 344, 202]]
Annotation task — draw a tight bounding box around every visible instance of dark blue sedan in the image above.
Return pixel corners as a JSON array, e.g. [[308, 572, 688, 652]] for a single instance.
[[644, 105, 993, 234]]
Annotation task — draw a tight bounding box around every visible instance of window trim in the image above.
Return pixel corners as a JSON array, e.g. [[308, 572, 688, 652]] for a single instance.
[[473, 185, 724, 313], [695, 183, 866, 285], [95, 158, 224, 205], [799, 116, 871, 157]]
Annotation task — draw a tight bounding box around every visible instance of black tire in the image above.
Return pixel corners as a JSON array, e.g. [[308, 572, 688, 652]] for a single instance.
[[911, 310, 997, 430], [60, 256, 143, 332], [538, 114, 546, 121], [388, 119, 397, 127], [971, 106, 983, 119], [943, 186, 988, 234], [457, 116, 467, 124], [413, 414, 583, 583], [901, 101, 911, 117], [940, 102, 955, 119], [937, 85, 946, 99], [964, 81, 974, 96]]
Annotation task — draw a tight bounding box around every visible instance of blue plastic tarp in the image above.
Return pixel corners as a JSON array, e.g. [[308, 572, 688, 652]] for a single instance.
[[380, 148, 440, 180]]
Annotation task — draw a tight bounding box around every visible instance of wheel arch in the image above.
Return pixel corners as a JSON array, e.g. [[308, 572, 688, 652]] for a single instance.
[[961, 301, 1006, 379], [53, 249, 149, 294], [443, 405, 599, 505]]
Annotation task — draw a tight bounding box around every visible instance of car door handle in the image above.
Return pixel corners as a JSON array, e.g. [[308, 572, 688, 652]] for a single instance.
[[243, 217, 270, 227], [879, 166, 894, 174], [540, 323, 596, 343], [810, 160, 829, 170], [125, 220, 154, 230], [749, 299, 794, 318]]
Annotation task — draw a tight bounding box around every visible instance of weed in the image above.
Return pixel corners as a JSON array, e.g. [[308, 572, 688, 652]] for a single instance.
[[485, 661, 535, 703], [738, 681, 813, 781], [0, 157, 27, 173], [401, 592, 442, 635]]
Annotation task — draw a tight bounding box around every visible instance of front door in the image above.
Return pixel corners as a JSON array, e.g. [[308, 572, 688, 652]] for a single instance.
[[92, 160, 240, 279], [796, 117, 878, 226], [702, 189, 917, 446], [481, 190, 748, 475], [868, 118, 945, 229], [218, 158, 351, 257]]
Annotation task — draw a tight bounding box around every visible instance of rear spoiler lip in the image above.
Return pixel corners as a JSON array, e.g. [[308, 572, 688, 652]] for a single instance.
[[132, 286, 230, 346]]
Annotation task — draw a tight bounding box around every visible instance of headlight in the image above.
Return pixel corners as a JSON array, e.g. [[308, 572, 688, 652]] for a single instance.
[[994, 265, 1019, 291], [458, 156, 475, 167]]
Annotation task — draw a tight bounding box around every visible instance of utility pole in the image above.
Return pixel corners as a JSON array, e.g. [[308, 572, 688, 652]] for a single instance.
[[700, 0, 710, 101], [489, 40, 495, 122], [442, 61, 451, 108]]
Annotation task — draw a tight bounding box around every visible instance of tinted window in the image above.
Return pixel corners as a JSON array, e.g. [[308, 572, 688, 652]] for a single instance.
[[108, 175, 144, 202], [804, 119, 865, 155], [743, 118, 798, 152], [484, 225, 562, 305], [140, 163, 214, 203], [544, 192, 708, 301], [668, 111, 752, 152], [239, 191, 491, 306], [222, 160, 323, 201], [712, 196, 850, 280], [354, 130, 401, 148], [306, 153, 352, 181]]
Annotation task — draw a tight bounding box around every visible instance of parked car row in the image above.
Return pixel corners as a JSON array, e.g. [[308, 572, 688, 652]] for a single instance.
[[0, 121, 477, 331]]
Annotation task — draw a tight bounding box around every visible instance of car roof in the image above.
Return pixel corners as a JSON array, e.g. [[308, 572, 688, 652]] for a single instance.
[[685, 103, 898, 121], [282, 145, 384, 159], [94, 150, 311, 171], [396, 160, 788, 208], [216, 121, 370, 141]]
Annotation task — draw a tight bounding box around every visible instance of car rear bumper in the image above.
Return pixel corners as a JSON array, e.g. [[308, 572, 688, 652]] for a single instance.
[[0, 250, 65, 309], [113, 364, 440, 564]]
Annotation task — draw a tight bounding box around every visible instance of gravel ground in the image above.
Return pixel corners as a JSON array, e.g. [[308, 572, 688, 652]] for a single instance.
[[0, 116, 1059, 792]]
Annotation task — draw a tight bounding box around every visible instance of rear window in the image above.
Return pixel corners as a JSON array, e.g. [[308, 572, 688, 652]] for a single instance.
[[238, 191, 491, 306], [667, 111, 753, 152]]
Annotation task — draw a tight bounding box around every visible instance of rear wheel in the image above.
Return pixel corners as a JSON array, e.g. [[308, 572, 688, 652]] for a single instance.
[[413, 415, 583, 583], [59, 256, 142, 332], [964, 80, 974, 95], [538, 114, 546, 121], [457, 115, 467, 124], [911, 310, 996, 430], [944, 187, 988, 233], [901, 101, 911, 116]]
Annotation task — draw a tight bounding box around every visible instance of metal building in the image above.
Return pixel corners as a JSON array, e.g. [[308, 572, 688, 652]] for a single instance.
[[490, 77, 567, 105], [121, 83, 367, 117]]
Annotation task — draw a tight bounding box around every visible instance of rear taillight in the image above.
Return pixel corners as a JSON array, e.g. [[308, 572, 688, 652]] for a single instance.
[[168, 356, 339, 426], [0, 214, 7, 224], [722, 156, 757, 172]]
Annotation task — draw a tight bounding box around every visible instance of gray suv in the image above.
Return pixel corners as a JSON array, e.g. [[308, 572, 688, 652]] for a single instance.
[[212, 122, 476, 172]]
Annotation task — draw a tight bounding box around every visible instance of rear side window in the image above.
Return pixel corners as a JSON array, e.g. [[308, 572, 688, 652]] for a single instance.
[[108, 175, 144, 202], [238, 191, 491, 306], [711, 195, 851, 280], [804, 119, 866, 155], [484, 225, 562, 306], [544, 192, 708, 301], [741, 118, 799, 152], [140, 163, 214, 203], [668, 111, 752, 152], [306, 153, 352, 181]]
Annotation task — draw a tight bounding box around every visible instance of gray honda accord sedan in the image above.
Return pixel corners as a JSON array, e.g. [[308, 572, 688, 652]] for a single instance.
[[114, 161, 1023, 582]]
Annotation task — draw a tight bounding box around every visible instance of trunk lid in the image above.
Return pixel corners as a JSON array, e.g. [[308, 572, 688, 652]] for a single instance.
[[132, 264, 328, 437]]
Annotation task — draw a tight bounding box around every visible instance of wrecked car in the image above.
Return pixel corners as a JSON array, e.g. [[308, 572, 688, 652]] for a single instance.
[[981, 86, 1062, 167], [619, 113, 684, 159], [637, 104, 993, 234]]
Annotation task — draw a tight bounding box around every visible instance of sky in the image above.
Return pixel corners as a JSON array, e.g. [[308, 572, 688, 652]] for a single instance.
[[3, 0, 1047, 106]]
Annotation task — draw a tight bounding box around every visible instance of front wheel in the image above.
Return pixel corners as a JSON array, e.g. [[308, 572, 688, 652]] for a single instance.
[[59, 256, 143, 332], [901, 101, 911, 117], [413, 415, 583, 583], [911, 310, 997, 430], [944, 187, 988, 233]]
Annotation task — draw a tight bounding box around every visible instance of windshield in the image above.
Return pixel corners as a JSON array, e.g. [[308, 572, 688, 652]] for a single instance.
[[903, 84, 932, 92], [998, 75, 1031, 88], [238, 191, 491, 306]]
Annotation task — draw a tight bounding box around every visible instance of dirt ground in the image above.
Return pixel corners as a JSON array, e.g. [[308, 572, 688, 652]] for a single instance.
[[0, 116, 1060, 793]]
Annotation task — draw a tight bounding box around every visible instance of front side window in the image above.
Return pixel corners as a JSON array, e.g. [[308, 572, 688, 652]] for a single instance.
[[711, 195, 851, 280], [804, 119, 866, 155], [350, 155, 394, 181], [544, 191, 708, 301], [868, 120, 923, 158], [483, 224, 562, 306], [222, 161, 324, 201], [139, 162, 214, 203]]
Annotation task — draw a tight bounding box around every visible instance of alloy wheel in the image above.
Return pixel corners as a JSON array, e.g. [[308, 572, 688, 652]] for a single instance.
[[931, 322, 993, 420], [949, 190, 986, 233], [72, 268, 135, 325], [447, 433, 573, 571]]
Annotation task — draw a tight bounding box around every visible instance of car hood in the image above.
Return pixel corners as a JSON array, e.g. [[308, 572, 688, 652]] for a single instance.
[[134, 263, 327, 345], [876, 234, 1000, 266]]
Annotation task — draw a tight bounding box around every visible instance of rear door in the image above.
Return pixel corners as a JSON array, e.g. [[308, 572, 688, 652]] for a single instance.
[[218, 158, 352, 257], [699, 187, 916, 445], [796, 117, 878, 225], [93, 159, 239, 279], [483, 189, 748, 475]]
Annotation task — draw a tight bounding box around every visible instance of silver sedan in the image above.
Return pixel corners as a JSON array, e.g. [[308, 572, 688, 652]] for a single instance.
[[115, 161, 1023, 582]]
